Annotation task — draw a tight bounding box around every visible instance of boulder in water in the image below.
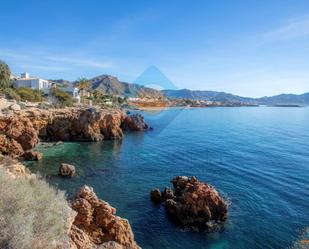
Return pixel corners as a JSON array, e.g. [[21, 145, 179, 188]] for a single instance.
[[150, 176, 228, 231], [59, 163, 76, 177]]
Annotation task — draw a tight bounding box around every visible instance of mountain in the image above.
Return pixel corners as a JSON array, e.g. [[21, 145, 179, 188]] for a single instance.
[[162, 89, 309, 105], [162, 89, 257, 104], [258, 93, 309, 105], [89, 74, 162, 98]]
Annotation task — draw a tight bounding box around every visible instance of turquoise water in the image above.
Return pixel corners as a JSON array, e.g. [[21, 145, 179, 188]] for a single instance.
[[27, 107, 309, 249]]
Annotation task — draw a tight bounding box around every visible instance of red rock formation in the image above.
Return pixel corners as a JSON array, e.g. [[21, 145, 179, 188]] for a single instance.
[[24, 108, 125, 142], [150, 176, 228, 231], [0, 115, 39, 152], [0, 135, 24, 157], [121, 114, 150, 131], [59, 163, 76, 177], [70, 185, 140, 249], [0, 108, 127, 157]]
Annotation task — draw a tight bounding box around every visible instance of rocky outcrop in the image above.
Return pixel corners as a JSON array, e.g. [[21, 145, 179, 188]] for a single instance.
[[0, 108, 128, 157], [70, 185, 140, 249], [24, 108, 125, 142], [121, 114, 150, 131], [150, 176, 228, 231], [59, 163, 76, 177], [0, 115, 39, 157]]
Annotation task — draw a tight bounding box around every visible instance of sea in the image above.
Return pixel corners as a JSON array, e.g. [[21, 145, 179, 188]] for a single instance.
[[26, 107, 309, 249]]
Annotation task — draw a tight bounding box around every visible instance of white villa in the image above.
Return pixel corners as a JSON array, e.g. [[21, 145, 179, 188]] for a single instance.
[[14, 72, 51, 94], [59, 85, 81, 103]]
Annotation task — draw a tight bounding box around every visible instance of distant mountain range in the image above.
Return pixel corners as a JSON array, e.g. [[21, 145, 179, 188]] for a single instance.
[[51, 72, 309, 106], [162, 89, 309, 106]]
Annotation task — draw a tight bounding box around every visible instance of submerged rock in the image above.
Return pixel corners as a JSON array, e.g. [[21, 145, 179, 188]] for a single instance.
[[59, 163, 76, 177], [150, 176, 228, 231], [70, 185, 140, 249], [150, 188, 162, 203], [23, 150, 42, 161]]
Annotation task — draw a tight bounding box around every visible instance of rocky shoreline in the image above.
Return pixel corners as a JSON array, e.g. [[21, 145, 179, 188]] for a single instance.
[[0, 107, 149, 248], [0, 107, 149, 158], [0, 155, 140, 249], [0, 106, 230, 248]]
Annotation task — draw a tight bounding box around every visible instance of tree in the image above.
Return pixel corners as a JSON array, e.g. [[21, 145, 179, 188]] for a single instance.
[[50, 87, 73, 107], [75, 78, 90, 94], [75, 78, 90, 104], [0, 60, 12, 89]]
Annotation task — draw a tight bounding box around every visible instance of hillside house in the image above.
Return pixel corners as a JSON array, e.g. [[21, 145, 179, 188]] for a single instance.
[[14, 73, 51, 94]]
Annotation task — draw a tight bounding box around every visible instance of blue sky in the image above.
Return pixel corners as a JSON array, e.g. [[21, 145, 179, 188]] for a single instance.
[[1, 0, 309, 97]]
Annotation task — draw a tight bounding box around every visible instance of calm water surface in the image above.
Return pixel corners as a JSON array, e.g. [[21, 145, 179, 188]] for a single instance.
[[27, 107, 309, 249]]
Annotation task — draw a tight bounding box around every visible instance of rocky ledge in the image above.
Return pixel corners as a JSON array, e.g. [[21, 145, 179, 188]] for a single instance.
[[0, 108, 149, 158], [121, 114, 151, 131], [0, 156, 140, 249], [70, 185, 140, 249], [150, 176, 228, 231]]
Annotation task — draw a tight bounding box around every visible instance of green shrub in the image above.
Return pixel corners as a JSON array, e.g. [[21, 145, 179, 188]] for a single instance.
[[16, 87, 43, 102], [0, 169, 70, 249], [2, 88, 21, 101], [0, 60, 12, 90], [50, 88, 73, 107]]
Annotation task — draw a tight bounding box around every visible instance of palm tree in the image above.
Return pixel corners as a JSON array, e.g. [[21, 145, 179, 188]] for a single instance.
[[75, 78, 90, 105], [76, 78, 89, 92]]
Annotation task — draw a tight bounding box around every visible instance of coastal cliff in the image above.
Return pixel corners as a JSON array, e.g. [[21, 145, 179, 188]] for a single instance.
[[0, 107, 148, 158]]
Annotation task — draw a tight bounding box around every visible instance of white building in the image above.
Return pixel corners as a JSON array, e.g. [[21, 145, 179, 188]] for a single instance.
[[59, 85, 81, 103], [14, 72, 51, 94]]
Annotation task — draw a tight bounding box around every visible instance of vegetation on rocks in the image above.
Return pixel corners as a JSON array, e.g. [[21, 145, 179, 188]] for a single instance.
[[16, 87, 43, 102], [0, 167, 70, 249], [0, 60, 11, 90], [50, 87, 73, 107]]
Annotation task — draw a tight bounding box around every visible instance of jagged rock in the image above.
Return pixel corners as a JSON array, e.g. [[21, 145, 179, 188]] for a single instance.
[[97, 241, 124, 249], [150, 176, 228, 231], [70, 225, 96, 249], [150, 188, 162, 203], [59, 163, 76, 177], [0, 134, 24, 157], [0, 108, 149, 158], [9, 103, 21, 111], [162, 187, 174, 200], [70, 185, 140, 249], [0, 115, 39, 153], [23, 150, 42, 161], [121, 114, 149, 131]]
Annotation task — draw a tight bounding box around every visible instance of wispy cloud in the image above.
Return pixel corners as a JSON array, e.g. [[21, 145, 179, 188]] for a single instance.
[[263, 15, 309, 42], [46, 56, 112, 69], [26, 65, 71, 71]]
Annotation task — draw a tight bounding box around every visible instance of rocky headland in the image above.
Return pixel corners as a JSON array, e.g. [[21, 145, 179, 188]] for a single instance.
[[0, 107, 149, 158], [70, 185, 140, 249], [150, 176, 228, 231]]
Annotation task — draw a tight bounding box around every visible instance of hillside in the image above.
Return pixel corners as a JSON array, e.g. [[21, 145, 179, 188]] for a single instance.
[[89, 74, 163, 98], [162, 89, 257, 104], [258, 93, 309, 105], [162, 89, 309, 105]]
